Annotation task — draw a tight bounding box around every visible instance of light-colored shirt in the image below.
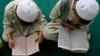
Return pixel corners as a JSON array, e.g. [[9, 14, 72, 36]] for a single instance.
[[50, 0, 93, 30], [2, 0, 47, 42], [43, 0, 92, 41]]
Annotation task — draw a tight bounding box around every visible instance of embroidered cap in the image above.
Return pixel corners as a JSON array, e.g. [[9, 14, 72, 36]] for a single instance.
[[17, 0, 38, 22], [76, 0, 99, 20]]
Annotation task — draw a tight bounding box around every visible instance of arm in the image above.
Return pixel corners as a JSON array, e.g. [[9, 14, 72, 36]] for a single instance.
[[6, 32, 15, 49], [3, 1, 15, 49], [50, 1, 62, 23], [35, 31, 43, 43], [34, 8, 47, 43], [61, 21, 80, 30]]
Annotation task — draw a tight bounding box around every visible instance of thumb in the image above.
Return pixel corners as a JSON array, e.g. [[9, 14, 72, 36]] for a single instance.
[[35, 38, 38, 43]]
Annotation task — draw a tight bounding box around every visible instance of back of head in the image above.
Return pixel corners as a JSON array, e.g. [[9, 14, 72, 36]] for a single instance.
[[16, 0, 38, 22], [76, 0, 99, 21]]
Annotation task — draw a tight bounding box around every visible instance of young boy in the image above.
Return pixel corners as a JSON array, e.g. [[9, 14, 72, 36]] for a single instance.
[[43, 0, 99, 51], [2, 0, 47, 55], [43, 0, 99, 41]]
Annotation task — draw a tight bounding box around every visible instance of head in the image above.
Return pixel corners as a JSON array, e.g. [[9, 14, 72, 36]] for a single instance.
[[15, 0, 38, 26], [70, 0, 99, 25]]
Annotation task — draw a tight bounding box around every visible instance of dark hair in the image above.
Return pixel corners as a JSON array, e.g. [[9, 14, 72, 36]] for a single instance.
[[16, 14, 33, 26], [79, 18, 91, 25]]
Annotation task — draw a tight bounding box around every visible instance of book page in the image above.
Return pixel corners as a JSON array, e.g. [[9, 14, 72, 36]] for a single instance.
[[12, 37, 27, 56], [27, 34, 39, 55], [58, 26, 72, 50], [71, 29, 89, 53]]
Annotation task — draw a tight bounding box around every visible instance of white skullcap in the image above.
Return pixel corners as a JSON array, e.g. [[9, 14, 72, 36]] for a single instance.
[[17, 0, 38, 22], [76, 0, 99, 20]]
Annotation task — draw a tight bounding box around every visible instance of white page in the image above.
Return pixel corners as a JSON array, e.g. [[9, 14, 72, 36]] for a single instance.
[[58, 26, 72, 50], [12, 37, 27, 56], [27, 34, 39, 55], [71, 29, 89, 53]]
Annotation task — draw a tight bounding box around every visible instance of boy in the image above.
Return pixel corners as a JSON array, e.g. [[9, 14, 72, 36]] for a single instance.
[[43, 0, 99, 51], [43, 0, 99, 43], [2, 0, 47, 55]]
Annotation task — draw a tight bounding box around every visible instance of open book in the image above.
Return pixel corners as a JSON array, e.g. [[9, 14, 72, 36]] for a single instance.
[[12, 34, 39, 56], [58, 26, 89, 53]]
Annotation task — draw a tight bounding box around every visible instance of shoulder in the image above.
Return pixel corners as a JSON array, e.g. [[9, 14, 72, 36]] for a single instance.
[[60, 0, 71, 7], [5, 1, 17, 16], [55, 0, 61, 6], [54, 0, 70, 10], [51, 0, 61, 11], [5, 1, 16, 10]]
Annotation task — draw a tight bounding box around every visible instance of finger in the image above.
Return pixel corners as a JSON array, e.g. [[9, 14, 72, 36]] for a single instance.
[[12, 43, 15, 48], [39, 41, 42, 44], [9, 44, 13, 49], [36, 38, 42, 44], [10, 43, 15, 49], [61, 22, 66, 27], [35, 38, 38, 43]]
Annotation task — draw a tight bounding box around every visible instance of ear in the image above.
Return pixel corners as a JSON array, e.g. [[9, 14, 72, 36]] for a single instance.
[[14, 10, 16, 14], [14, 5, 18, 14]]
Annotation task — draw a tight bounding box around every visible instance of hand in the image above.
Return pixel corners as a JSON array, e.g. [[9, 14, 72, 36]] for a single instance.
[[61, 21, 80, 30], [69, 24, 80, 30], [61, 21, 67, 27], [35, 35, 43, 44], [8, 38, 15, 49]]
